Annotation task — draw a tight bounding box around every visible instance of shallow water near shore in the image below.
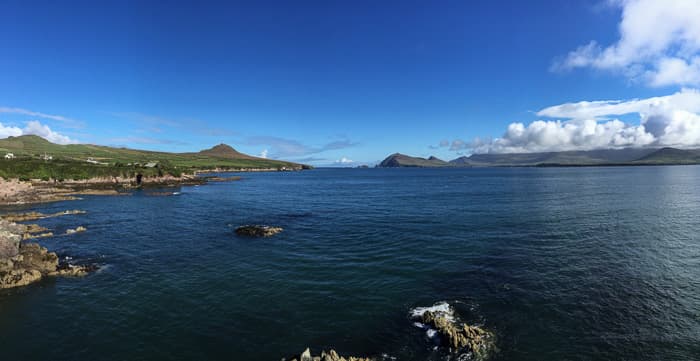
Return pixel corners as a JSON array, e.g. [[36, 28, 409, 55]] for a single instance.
[[1, 167, 700, 360]]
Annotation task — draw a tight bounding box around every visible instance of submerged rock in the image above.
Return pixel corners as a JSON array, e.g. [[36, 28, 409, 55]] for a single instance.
[[235, 225, 283, 237], [411, 302, 495, 358], [283, 348, 375, 361]]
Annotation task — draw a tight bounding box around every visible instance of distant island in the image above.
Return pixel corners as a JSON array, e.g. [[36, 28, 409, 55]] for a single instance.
[[379, 148, 700, 167]]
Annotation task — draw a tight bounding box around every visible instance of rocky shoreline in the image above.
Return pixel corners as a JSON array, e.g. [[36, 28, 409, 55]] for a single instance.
[[0, 216, 97, 289], [0, 175, 204, 205], [0, 168, 301, 205], [283, 348, 374, 361]]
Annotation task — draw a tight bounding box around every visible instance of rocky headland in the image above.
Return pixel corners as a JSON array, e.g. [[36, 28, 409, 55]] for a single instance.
[[0, 215, 97, 289]]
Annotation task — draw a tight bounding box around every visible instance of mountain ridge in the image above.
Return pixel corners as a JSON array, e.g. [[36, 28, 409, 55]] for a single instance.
[[379, 147, 700, 167]]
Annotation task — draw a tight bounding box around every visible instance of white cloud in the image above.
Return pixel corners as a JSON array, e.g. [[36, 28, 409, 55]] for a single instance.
[[0, 122, 23, 138], [0, 120, 77, 144], [334, 157, 354, 164], [555, 0, 700, 86], [259, 149, 268, 158], [22, 121, 77, 144], [463, 89, 700, 153]]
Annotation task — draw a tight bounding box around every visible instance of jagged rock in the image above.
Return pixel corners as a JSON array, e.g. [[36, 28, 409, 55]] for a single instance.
[[283, 348, 374, 361], [0, 219, 24, 259], [412, 302, 495, 358], [24, 223, 48, 234], [235, 225, 283, 237], [24, 232, 54, 240], [49, 263, 98, 277], [66, 226, 87, 234], [0, 219, 96, 289]]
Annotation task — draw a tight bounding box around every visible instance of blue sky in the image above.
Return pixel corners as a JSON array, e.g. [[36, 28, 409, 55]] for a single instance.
[[2, 0, 700, 165]]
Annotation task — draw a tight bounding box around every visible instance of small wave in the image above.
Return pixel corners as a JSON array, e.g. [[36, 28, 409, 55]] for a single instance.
[[95, 264, 112, 274], [409, 301, 455, 322]]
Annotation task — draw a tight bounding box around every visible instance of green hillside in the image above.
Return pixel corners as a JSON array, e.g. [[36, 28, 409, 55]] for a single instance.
[[0, 135, 305, 180]]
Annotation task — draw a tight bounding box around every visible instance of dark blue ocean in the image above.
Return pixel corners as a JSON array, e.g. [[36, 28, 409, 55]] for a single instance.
[[2, 167, 700, 360]]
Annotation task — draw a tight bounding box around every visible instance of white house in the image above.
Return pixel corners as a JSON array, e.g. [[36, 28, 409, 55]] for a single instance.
[[86, 157, 99, 164], [41, 153, 53, 161], [4, 153, 15, 160]]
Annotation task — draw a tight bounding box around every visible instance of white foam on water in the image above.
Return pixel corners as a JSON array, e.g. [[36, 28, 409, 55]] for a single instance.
[[409, 301, 455, 322]]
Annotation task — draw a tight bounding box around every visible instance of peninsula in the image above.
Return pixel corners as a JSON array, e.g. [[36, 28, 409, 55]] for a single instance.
[[0, 135, 309, 204], [379, 147, 700, 167]]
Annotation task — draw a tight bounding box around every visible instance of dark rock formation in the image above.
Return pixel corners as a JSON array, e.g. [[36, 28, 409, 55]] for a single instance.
[[235, 225, 283, 237]]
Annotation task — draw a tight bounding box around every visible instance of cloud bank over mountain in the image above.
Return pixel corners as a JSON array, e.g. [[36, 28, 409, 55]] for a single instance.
[[448, 89, 700, 154]]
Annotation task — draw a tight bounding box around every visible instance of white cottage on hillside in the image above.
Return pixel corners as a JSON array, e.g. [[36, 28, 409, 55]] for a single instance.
[[4, 153, 15, 160]]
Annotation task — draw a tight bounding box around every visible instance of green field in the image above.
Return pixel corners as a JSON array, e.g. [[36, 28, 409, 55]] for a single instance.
[[0, 135, 305, 180]]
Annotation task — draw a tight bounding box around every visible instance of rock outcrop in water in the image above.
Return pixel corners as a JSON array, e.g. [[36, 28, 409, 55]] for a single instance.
[[411, 302, 495, 358], [283, 348, 375, 361], [1, 210, 86, 222], [235, 225, 283, 237], [0, 218, 96, 289], [66, 226, 87, 235]]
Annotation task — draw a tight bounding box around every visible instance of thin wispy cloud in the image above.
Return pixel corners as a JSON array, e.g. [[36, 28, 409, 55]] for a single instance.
[[108, 112, 237, 137], [245, 136, 358, 159], [553, 0, 700, 87], [0, 107, 84, 128], [107, 136, 189, 146]]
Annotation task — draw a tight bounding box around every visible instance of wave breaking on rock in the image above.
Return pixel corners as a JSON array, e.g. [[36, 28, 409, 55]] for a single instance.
[[410, 302, 496, 360]]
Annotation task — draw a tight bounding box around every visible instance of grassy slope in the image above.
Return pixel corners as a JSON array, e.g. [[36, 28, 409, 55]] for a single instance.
[[0, 135, 303, 180]]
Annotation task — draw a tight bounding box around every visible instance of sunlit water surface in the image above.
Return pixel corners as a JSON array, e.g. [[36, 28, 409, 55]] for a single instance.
[[1, 167, 700, 360]]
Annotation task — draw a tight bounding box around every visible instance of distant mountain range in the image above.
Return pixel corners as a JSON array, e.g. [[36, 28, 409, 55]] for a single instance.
[[379, 148, 700, 167]]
